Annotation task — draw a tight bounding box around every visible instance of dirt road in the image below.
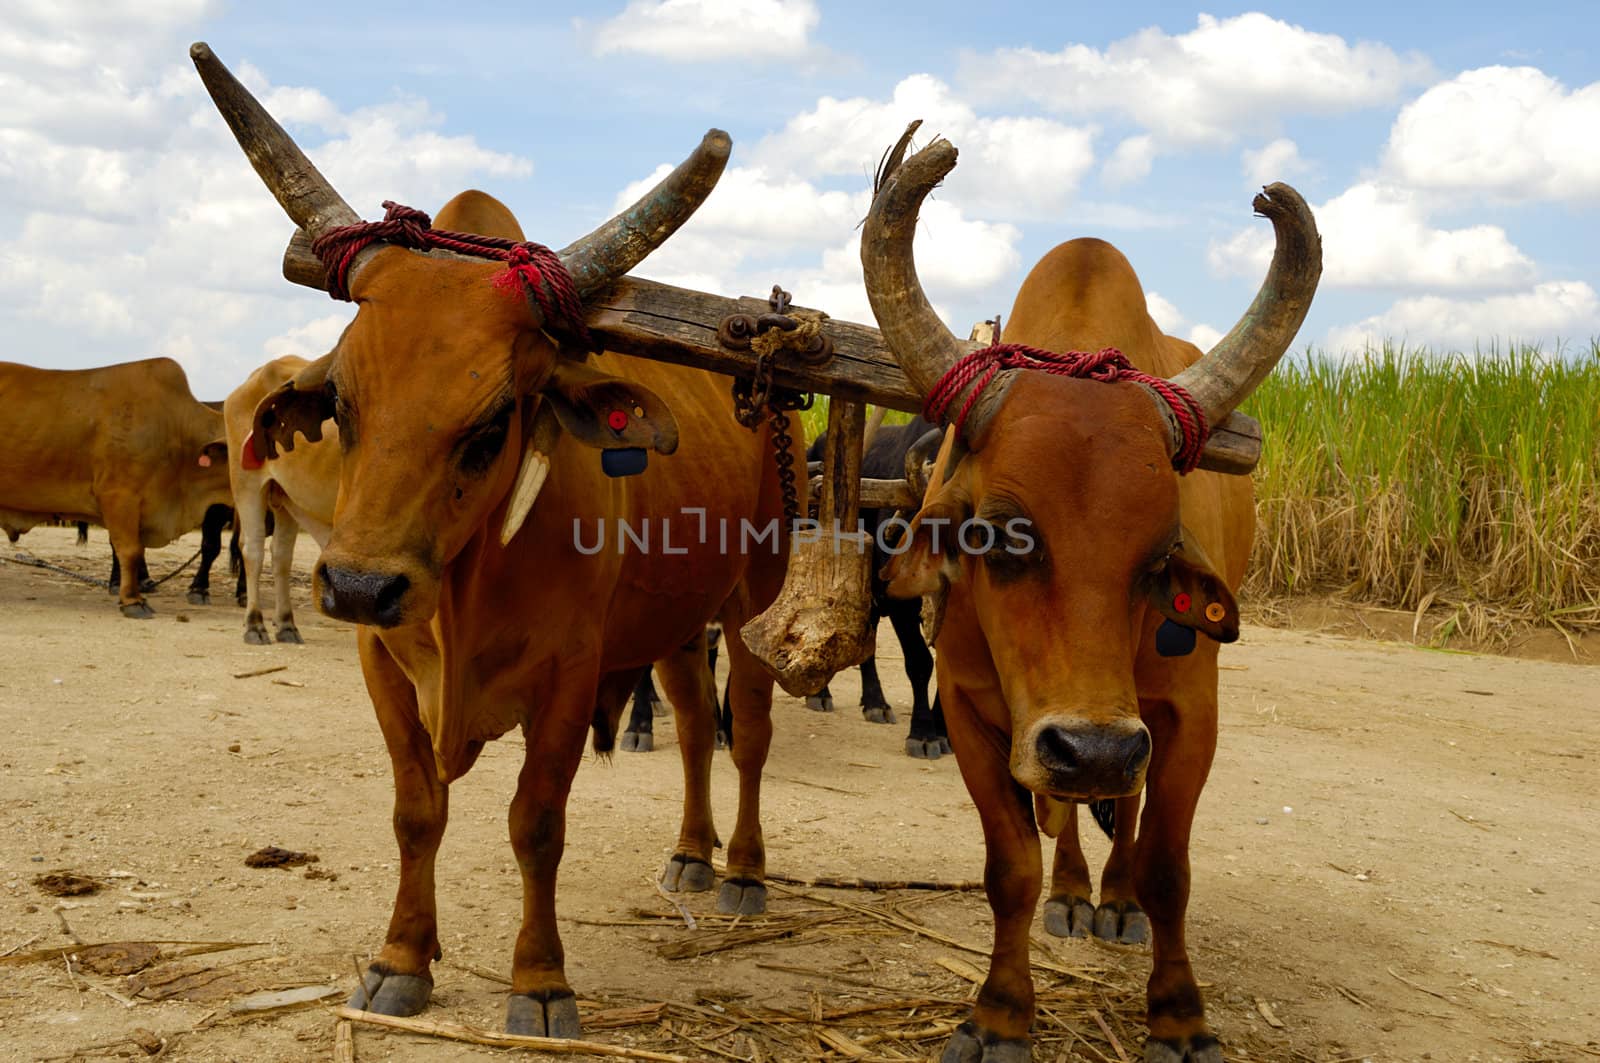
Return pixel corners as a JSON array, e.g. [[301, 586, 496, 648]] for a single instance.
[[2, 527, 1596, 1062]]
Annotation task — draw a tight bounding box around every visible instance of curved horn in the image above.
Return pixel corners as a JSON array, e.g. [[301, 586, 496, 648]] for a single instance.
[[191, 43, 359, 240], [558, 129, 732, 297], [1170, 183, 1322, 424], [860, 131, 1002, 444]]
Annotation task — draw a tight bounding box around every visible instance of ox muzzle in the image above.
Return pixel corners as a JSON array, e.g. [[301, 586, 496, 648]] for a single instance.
[[318, 563, 412, 628], [1015, 717, 1152, 800]]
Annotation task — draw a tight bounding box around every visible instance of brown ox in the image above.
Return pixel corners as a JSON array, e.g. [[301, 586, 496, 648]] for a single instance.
[[862, 137, 1319, 1062], [0, 358, 232, 616], [224, 355, 340, 644], [194, 44, 785, 1037]]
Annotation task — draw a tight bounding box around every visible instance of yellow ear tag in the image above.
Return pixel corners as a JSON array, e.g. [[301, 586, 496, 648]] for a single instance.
[[1205, 602, 1226, 623]]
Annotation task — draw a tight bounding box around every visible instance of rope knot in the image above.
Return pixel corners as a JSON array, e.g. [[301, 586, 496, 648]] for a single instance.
[[924, 343, 1211, 473]]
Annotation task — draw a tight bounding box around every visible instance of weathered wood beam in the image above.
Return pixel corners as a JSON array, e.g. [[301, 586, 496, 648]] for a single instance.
[[810, 476, 918, 511], [282, 229, 1262, 474]]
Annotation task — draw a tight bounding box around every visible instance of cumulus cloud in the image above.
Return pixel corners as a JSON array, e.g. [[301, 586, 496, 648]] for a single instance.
[[1144, 291, 1222, 351], [0, 10, 531, 398], [961, 13, 1431, 146], [1102, 135, 1156, 187], [1383, 65, 1600, 203], [588, 0, 819, 60], [609, 165, 1020, 327], [1241, 137, 1307, 185], [1328, 281, 1600, 352], [748, 74, 1096, 220], [1208, 180, 1535, 292]]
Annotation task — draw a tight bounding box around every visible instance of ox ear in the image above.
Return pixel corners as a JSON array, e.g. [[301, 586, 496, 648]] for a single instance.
[[1146, 529, 1239, 643], [196, 439, 227, 469], [253, 354, 335, 461], [540, 360, 679, 455], [882, 464, 972, 644]]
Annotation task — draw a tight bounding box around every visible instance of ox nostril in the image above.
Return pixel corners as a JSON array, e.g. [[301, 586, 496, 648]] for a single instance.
[[374, 573, 410, 627], [1035, 724, 1080, 774], [1123, 728, 1152, 782]]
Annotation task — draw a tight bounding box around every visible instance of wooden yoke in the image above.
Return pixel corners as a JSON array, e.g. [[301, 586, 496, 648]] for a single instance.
[[742, 399, 876, 696]]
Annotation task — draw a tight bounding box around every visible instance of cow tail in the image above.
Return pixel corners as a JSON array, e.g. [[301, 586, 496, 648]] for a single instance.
[[1088, 799, 1116, 840]]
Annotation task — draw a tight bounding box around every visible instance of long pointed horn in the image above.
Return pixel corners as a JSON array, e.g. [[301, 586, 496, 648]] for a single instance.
[[860, 131, 1001, 444], [558, 129, 732, 297], [190, 43, 359, 240], [1170, 183, 1321, 423]]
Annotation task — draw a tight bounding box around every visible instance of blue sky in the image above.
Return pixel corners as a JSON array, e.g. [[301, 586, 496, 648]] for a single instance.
[[1, 1, 1596, 398]]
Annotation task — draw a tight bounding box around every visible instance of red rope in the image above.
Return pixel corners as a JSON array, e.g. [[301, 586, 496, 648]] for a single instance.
[[924, 344, 1210, 473], [310, 201, 593, 349]]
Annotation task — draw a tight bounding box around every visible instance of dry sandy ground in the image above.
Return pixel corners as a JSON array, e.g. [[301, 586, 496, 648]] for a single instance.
[[1, 527, 1597, 1063]]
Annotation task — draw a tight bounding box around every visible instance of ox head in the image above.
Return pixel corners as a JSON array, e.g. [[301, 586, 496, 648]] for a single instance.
[[863, 131, 1319, 801], [193, 44, 724, 627]]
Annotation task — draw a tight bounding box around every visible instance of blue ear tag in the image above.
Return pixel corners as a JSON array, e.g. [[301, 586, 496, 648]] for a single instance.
[[601, 447, 648, 478], [1156, 618, 1196, 657]]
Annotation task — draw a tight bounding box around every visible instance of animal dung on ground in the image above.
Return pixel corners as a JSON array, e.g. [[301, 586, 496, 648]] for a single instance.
[[33, 870, 101, 896], [243, 846, 319, 869]]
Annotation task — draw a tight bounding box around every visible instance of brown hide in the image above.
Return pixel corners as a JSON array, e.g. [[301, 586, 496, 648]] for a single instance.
[[0, 358, 234, 612], [224, 355, 340, 643]]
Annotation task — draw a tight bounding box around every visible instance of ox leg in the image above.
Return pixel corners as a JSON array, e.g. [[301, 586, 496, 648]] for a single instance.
[[805, 682, 835, 713], [236, 490, 271, 644], [1095, 792, 1151, 945], [715, 613, 775, 916], [1136, 695, 1221, 1063], [505, 681, 594, 1039], [940, 683, 1038, 1062], [230, 522, 246, 606], [620, 669, 657, 752], [656, 634, 719, 895], [1044, 805, 1097, 939], [186, 503, 230, 605], [76, 522, 88, 546], [893, 604, 948, 757], [102, 494, 153, 619], [859, 656, 897, 724], [270, 510, 303, 643], [349, 630, 445, 1018]]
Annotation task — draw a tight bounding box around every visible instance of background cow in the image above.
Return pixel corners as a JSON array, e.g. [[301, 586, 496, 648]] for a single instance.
[[863, 132, 1320, 1063], [225, 355, 339, 644], [0, 358, 232, 616]]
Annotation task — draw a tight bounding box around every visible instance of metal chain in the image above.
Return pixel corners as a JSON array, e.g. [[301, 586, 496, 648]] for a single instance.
[[731, 286, 814, 525]]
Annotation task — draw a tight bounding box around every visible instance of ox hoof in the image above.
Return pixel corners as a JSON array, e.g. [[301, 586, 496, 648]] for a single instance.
[[186, 589, 210, 606], [348, 965, 432, 1017], [716, 878, 767, 916], [119, 602, 155, 619], [661, 855, 715, 893], [905, 737, 951, 760], [1146, 1034, 1223, 1063], [1093, 900, 1151, 945], [714, 727, 731, 751], [235, 593, 249, 607], [650, 694, 668, 718], [940, 1020, 1029, 1063], [243, 625, 270, 645], [862, 706, 898, 725], [138, 579, 157, 594], [1043, 895, 1097, 939], [619, 730, 654, 753], [506, 990, 581, 1038], [276, 625, 304, 644], [805, 693, 834, 713]]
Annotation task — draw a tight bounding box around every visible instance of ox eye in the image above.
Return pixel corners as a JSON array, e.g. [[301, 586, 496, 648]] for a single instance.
[[458, 407, 511, 477], [977, 512, 1044, 582]]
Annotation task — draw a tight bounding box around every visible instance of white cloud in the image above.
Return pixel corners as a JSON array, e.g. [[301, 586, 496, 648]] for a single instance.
[[1384, 65, 1600, 203], [1144, 290, 1222, 352], [1241, 137, 1307, 185], [961, 13, 1431, 146], [1102, 135, 1155, 187], [0, 11, 532, 399], [749, 74, 1096, 220], [1328, 281, 1600, 352], [1208, 180, 1535, 292], [263, 314, 352, 360], [588, 0, 819, 60]]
